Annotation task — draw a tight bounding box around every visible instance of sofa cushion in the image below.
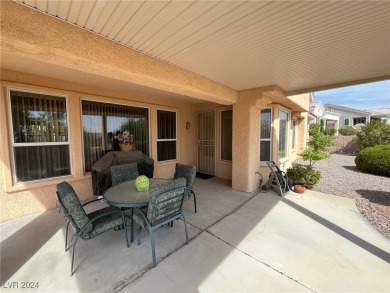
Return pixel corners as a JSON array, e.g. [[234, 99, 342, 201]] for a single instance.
[[110, 163, 139, 185]]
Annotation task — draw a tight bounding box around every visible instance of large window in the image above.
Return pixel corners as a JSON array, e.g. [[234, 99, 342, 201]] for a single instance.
[[292, 120, 297, 151], [82, 101, 149, 172], [279, 111, 289, 159], [260, 109, 272, 162], [220, 110, 232, 161], [9, 90, 70, 182], [157, 110, 177, 162]]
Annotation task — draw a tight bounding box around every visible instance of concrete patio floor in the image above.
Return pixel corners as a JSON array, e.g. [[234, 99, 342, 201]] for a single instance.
[[1, 178, 389, 292]]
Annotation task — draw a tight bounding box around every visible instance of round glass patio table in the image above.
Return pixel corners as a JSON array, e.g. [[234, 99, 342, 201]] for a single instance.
[[103, 178, 168, 242]]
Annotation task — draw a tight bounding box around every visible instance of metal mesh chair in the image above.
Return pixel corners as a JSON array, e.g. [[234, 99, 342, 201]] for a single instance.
[[56, 181, 130, 276], [174, 163, 197, 213], [132, 178, 189, 267]]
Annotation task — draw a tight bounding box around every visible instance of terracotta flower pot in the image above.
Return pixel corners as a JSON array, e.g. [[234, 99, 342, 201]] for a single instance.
[[294, 185, 306, 194]]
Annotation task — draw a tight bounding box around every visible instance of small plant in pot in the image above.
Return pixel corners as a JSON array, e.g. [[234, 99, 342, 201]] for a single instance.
[[286, 166, 321, 190]]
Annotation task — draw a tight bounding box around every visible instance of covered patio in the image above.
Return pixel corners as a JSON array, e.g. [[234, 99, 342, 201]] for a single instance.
[[1, 178, 389, 292], [1, 1, 389, 291], [1, 0, 389, 223]]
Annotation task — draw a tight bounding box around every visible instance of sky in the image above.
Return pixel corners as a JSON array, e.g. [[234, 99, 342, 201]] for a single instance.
[[314, 80, 390, 110]]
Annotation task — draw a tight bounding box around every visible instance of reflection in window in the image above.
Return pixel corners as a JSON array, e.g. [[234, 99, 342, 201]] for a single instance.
[[9, 90, 70, 182], [260, 109, 272, 162], [82, 101, 149, 172], [221, 110, 232, 161], [157, 110, 177, 162], [279, 111, 289, 159]]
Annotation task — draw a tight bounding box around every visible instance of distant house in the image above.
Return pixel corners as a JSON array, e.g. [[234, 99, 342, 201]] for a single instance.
[[325, 104, 390, 126], [308, 99, 340, 133], [369, 108, 390, 125], [308, 101, 390, 135], [325, 104, 372, 127]]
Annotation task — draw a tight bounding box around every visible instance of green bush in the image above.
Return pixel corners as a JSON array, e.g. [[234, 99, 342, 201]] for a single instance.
[[356, 121, 390, 150], [286, 166, 321, 189], [355, 145, 390, 176], [323, 128, 336, 136], [338, 126, 357, 136]]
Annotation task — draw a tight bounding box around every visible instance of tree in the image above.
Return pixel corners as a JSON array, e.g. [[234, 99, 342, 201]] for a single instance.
[[299, 124, 334, 168]]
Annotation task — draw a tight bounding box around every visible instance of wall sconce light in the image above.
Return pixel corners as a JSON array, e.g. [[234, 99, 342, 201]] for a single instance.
[[186, 121, 191, 131]]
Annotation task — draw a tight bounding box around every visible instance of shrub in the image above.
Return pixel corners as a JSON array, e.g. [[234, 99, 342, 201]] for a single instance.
[[356, 121, 390, 150], [286, 166, 321, 189], [323, 128, 336, 136], [355, 145, 390, 176], [339, 126, 357, 136]]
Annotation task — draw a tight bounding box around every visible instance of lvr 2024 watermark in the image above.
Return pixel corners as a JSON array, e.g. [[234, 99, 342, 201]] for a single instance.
[[2, 282, 39, 289]]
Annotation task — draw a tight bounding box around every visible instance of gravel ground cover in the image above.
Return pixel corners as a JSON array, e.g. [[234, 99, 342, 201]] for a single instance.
[[294, 153, 390, 239]]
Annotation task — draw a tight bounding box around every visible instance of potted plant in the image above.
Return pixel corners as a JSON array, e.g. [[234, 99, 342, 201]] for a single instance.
[[286, 166, 321, 190], [293, 184, 306, 194], [116, 130, 135, 151]]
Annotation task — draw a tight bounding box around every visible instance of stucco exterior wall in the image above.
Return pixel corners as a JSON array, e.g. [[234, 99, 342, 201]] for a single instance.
[[233, 91, 310, 191], [0, 70, 197, 222], [287, 94, 310, 112], [232, 87, 279, 192]]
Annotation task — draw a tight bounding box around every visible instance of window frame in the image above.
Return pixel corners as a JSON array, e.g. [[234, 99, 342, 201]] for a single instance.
[[260, 108, 273, 162], [7, 88, 72, 184], [344, 118, 350, 126], [80, 98, 151, 173], [156, 108, 178, 163], [278, 109, 289, 160], [220, 109, 233, 162]]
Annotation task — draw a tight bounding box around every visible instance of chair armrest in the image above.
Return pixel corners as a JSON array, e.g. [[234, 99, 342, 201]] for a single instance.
[[78, 208, 124, 236], [81, 198, 103, 208]]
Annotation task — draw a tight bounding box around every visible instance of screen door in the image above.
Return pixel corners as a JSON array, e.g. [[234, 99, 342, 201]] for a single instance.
[[197, 111, 215, 175]]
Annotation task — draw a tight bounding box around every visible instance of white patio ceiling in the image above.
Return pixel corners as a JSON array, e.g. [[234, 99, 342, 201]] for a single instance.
[[12, 0, 390, 94]]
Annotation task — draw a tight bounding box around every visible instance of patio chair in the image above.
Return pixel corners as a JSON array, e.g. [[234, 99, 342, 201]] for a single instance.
[[174, 163, 197, 213], [133, 178, 189, 267], [110, 163, 139, 186], [56, 181, 130, 276]]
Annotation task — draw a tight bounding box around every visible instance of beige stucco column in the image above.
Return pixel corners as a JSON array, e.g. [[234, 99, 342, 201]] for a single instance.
[[232, 86, 286, 192]]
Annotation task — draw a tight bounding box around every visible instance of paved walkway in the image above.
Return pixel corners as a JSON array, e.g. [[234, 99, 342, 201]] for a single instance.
[[125, 190, 390, 292]]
